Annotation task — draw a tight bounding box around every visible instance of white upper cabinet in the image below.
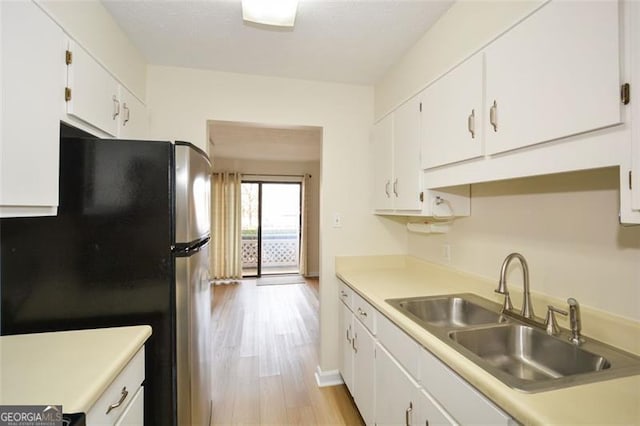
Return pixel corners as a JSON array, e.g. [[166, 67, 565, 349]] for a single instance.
[[1, 1, 66, 217], [66, 40, 121, 137], [422, 53, 484, 168], [372, 95, 424, 212], [65, 41, 148, 140], [485, 0, 621, 155], [393, 95, 423, 210], [371, 113, 394, 210]]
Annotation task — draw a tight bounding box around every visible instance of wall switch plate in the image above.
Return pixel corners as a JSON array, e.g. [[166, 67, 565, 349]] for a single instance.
[[333, 213, 342, 228]]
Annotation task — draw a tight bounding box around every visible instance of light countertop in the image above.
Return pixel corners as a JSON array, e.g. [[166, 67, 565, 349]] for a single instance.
[[336, 255, 640, 425], [0, 325, 151, 414]]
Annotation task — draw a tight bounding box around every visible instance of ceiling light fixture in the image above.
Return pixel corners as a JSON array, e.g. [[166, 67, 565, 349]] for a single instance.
[[242, 0, 298, 27]]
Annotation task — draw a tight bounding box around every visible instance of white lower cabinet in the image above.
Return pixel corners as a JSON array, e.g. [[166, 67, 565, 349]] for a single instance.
[[375, 343, 454, 426], [419, 348, 511, 425], [339, 300, 355, 393], [86, 347, 145, 425], [338, 287, 376, 426], [352, 319, 376, 426], [338, 280, 515, 426]]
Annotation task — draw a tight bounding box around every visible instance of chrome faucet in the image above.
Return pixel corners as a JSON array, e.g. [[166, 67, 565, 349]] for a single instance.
[[495, 252, 535, 319], [568, 298, 585, 345]]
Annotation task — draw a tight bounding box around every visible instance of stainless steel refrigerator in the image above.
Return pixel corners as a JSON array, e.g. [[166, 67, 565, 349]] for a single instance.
[[1, 125, 213, 425]]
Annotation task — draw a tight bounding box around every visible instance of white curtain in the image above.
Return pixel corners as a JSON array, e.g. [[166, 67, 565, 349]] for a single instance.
[[299, 174, 311, 277], [211, 172, 242, 282]]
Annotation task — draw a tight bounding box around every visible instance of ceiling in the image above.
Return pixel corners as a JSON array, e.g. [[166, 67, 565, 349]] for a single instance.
[[101, 0, 454, 85], [209, 121, 322, 162]]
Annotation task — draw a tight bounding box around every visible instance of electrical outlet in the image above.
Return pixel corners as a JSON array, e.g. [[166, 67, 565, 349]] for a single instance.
[[442, 244, 451, 263], [333, 213, 342, 228]]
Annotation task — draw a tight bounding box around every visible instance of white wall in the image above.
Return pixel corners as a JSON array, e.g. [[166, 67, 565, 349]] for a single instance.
[[146, 66, 407, 370], [409, 168, 640, 321], [37, 0, 147, 100], [213, 157, 321, 276], [375, 1, 640, 322]]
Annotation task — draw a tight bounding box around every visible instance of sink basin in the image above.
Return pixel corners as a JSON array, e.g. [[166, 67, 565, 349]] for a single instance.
[[387, 294, 503, 329], [449, 324, 610, 381], [386, 293, 640, 392]]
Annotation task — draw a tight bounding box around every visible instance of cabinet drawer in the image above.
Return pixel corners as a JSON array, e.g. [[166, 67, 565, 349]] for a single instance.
[[419, 347, 511, 425], [338, 280, 354, 311], [376, 312, 420, 379], [352, 292, 376, 335], [86, 347, 145, 425]]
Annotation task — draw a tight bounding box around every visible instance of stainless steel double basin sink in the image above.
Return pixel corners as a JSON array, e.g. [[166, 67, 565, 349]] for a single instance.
[[386, 294, 640, 392]]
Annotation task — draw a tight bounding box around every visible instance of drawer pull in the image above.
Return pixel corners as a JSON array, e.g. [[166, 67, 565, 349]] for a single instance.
[[106, 386, 129, 415], [489, 100, 498, 132], [357, 307, 368, 318], [468, 109, 475, 139], [340, 290, 348, 298]]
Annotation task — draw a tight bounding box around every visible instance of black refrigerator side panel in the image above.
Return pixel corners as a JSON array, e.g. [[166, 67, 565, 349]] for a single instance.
[[0, 137, 176, 426]]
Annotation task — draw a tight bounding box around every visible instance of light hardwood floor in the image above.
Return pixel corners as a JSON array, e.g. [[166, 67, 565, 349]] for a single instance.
[[211, 277, 364, 425]]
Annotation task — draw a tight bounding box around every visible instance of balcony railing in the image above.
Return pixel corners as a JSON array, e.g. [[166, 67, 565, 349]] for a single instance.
[[242, 231, 299, 275]]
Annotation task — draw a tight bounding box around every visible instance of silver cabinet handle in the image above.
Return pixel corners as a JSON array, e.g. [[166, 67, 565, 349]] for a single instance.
[[393, 179, 398, 197], [352, 333, 357, 353], [122, 103, 130, 126], [340, 290, 348, 298], [405, 401, 413, 426], [385, 180, 390, 198], [346, 325, 351, 343], [106, 386, 129, 415], [468, 109, 475, 139], [489, 100, 498, 132], [357, 307, 367, 318], [112, 95, 120, 120]]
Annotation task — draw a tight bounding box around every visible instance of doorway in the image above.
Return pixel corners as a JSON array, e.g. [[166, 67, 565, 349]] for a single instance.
[[241, 181, 302, 277]]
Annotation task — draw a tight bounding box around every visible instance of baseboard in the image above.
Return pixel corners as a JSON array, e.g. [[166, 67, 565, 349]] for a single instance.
[[306, 272, 319, 278], [314, 365, 344, 387]]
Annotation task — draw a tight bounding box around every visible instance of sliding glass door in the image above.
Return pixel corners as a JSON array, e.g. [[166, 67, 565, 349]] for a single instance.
[[241, 181, 301, 277]]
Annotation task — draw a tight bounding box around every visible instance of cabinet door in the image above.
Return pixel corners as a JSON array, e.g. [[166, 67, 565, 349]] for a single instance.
[[393, 95, 423, 210], [485, 0, 621, 155], [352, 319, 375, 426], [339, 301, 355, 393], [422, 53, 484, 168], [66, 40, 120, 136], [115, 386, 144, 426], [0, 1, 65, 216], [119, 88, 148, 139], [419, 347, 511, 425], [371, 114, 394, 210], [375, 343, 418, 426]]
